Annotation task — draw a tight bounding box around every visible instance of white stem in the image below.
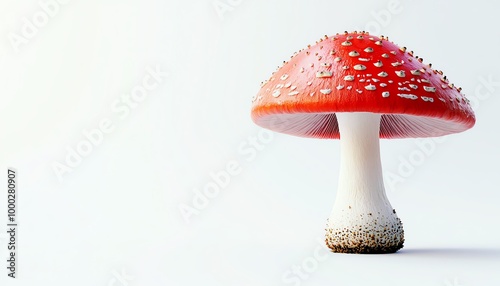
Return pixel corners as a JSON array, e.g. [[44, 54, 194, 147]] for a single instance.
[[326, 112, 404, 253], [336, 112, 388, 210]]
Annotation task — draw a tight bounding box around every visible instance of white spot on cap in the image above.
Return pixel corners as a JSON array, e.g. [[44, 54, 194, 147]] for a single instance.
[[382, 91, 390, 97], [423, 86, 436, 92], [346, 35, 353, 40], [349, 51, 360, 57], [409, 84, 418, 90], [422, 96, 434, 102], [388, 80, 394, 83], [310, 92, 315, 96], [364, 47, 374, 53], [397, 93, 418, 100], [290, 85, 297, 90], [441, 84, 448, 89], [372, 78, 380, 82], [284, 82, 292, 88], [380, 83, 387, 87], [439, 98, 446, 102], [316, 71, 333, 78], [321, 62, 332, 67], [374, 61, 383, 67], [276, 83, 284, 88], [391, 61, 402, 67], [381, 53, 389, 58], [356, 35, 363, 39], [320, 89, 332, 95], [334, 57, 341, 62], [272, 90, 281, 97], [390, 51, 397, 55], [375, 40, 382, 45], [421, 79, 430, 83], [341, 41, 352, 46], [300, 67, 305, 73], [344, 75, 355, 81], [342, 65, 349, 70], [359, 78, 366, 82], [354, 64, 367, 70], [359, 58, 370, 62], [307, 81, 313, 86], [336, 84, 344, 90], [288, 91, 299, 96], [395, 70, 406, 77], [398, 87, 410, 91], [347, 86, 352, 90], [280, 74, 289, 80], [410, 70, 421, 76], [378, 71, 388, 77], [365, 84, 376, 90]]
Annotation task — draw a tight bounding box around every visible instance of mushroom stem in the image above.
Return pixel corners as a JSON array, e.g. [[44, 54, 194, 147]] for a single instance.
[[326, 112, 404, 253]]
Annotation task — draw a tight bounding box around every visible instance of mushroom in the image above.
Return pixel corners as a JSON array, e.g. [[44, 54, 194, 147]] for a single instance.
[[251, 32, 475, 254]]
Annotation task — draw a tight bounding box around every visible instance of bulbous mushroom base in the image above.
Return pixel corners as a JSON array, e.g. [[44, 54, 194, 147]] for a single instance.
[[325, 214, 404, 254]]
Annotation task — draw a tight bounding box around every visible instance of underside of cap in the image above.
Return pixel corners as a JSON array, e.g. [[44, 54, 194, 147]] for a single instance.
[[253, 112, 472, 139], [251, 32, 476, 139]]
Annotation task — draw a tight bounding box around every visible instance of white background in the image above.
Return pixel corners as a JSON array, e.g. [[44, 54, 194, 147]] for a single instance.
[[1, 0, 499, 285]]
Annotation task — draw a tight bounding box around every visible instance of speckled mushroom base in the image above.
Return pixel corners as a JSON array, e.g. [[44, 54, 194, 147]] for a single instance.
[[325, 213, 404, 254]]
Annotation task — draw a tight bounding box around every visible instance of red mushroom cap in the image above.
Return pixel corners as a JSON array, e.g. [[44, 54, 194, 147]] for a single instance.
[[251, 32, 476, 139]]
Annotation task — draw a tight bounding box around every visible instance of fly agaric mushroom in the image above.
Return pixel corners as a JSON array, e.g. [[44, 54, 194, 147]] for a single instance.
[[251, 31, 475, 254]]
